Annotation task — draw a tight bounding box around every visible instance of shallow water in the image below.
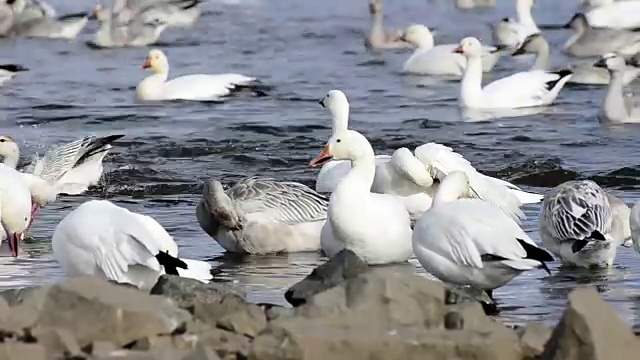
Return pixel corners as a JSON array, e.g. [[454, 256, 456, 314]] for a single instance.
[[2, 0, 640, 330]]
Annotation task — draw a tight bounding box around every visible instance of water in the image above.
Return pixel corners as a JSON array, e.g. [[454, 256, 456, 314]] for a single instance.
[[2, 0, 640, 330]]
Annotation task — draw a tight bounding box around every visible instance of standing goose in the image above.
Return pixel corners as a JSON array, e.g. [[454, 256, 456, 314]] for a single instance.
[[52, 200, 214, 290], [513, 33, 640, 86], [364, 0, 409, 50], [0, 64, 28, 86], [309, 129, 413, 265], [539, 180, 627, 267], [563, 13, 640, 58], [400, 24, 505, 76], [0, 163, 33, 257], [594, 53, 640, 123], [454, 37, 572, 109], [196, 177, 327, 254], [490, 0, 539, 49], [412, 171, 553, 302], [136, 49, 260, 102]]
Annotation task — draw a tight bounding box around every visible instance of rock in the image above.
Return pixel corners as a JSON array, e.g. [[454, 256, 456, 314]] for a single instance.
[[183, 345, 221, 360], [32, 327, 82, 358], [85, 341, 119, 357], [518, 322, 552, 359], [92, 348, 191, 360], [217, 304, 267, 338], [150, 275, 244, 311], [2, 277, 191, 348], [190, 326, 250, 359], [284, 249, 368, 307], [0, 343, 46, 360], [541, 287, 640, 360]]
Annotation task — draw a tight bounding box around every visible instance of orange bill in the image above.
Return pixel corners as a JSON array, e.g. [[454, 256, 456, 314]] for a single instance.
[[309, 145, 332, 167], [142, 58, 151, 69]]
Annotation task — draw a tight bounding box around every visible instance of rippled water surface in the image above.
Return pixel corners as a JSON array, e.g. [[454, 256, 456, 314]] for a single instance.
[[2, 0, 640, 330]]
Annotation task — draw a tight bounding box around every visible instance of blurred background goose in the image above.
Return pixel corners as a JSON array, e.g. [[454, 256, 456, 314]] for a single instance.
[[0, 64, 27, 85], [7, 0, 88, 39], [594, 53, 640, 123], [91, 2, 167, 48], [491, 0, 539, 49], [113, 0, 202, 29], [563, 13, 640, 57], [364, 0, 409, 50], [582, 0, 640, 29]]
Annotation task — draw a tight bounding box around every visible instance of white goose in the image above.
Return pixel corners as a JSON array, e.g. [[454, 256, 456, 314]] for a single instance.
[[196, 177, 327, 254], [412, 171, 553, 301], [629, 201, 640, 255], [454, 37, 572, 109], [491, 0, 539, 49], [309, 129, 413, 265], [91, 3, 167, 48], [539, 180, 627, 268], [364, 0, 409, 50], [136, 49, 259, 102], [52, 200, 214, 290], [0, 64, 28, 86], [583, 0, 640, 29], [400, 24, 505, 76], [594, 53, 640, 124], [113, 0, 202, 29], [563, 13, 640, 58], [0, 163, 32, 257]]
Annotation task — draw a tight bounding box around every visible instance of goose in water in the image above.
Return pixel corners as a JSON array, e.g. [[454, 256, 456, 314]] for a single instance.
[[113, 0, 202, 29], [53, 200, 214, 290], [90, 3, 167, 48], [364, 0, 409, 50], [455, 0, 495, 10], [629, 200, 640, 255], [563, 13, 640, 58], [455, 37, 572, 109], [0, 64, 28, 85], [136, 49, 260, 102], [196, 177, 327, 255], [513, 33, 640, 86], [412, 171, 553, 303], [400, 24, 505, 76], [0, 163, 33, 257], [594, 53, 640, 123], [0, 2, 14, 36], [310, 128, 413, 265], [539, 180, 628, 268], [582, 0, 640, 29], [490, 0, 539, 49], [8, 0, 89, 39]]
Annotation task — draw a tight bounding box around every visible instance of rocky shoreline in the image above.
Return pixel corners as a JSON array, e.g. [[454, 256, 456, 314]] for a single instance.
[[0, 250, 637, 360]]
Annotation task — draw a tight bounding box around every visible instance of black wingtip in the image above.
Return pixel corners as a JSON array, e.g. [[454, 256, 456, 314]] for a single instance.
[[590, 230, 606, 241], [544, 69, 572, 90], [0, 64, 28, 72], [57, 12, 88, 21], [155, 250, 188, 275], [76, 134, 124, 165], [490, 44, 510, 54], [571, 240, 589, 254], [517, 239, 554, 272]]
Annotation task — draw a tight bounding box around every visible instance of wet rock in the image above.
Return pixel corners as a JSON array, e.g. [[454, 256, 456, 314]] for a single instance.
[[517, 322, 552, 359], [0, 343, 46, 360], [186, 322, 250, 359], [150, 275, 244, 311], [284, 249, 368, 307], [541, 287, 640, 360], [2, 277, 191, 348], [183, 345, 221, 360], [217, 304, 267, 338]]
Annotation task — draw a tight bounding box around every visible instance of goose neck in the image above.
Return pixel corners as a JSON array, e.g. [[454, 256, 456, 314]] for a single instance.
[[459, 55, 484, 107], [600, 71, 629, 123], [530, 41, 550, 71]]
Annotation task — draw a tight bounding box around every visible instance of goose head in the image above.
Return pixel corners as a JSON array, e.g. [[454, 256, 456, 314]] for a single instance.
[[453, 37, 483, 58], [0, 136, 19, 164], [564, 13, 588, 31], [142, 49, 169, 74], [594, 53, 627, 71], [319, 90, 350, 133], [433, 170, 473, 205], [309, 130, 374, 167], [368, 0, 382, 15], [512, 33, 545, 56], [400, 24, 434, 49], [517, 0, 536, 9]]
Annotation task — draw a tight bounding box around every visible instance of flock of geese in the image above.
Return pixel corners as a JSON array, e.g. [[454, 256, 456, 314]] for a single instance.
[[2, 0, 640, 311]]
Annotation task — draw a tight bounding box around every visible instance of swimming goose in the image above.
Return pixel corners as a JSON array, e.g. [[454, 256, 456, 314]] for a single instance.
[[539, 180, 625, 268], [136, 49, 259, 102], [90, 3, 167, 48], [455, 37, 572, 109], [594, 53, 640, 123], [0, 163, 32, 257], [412, 171, 553, 301], [400, 24, 505, 76], [9, 0, 89, 40], [563, 13, 640, 58], [196, 177, 327, 255], [490, 0, 539, 49], [364, 0, 409, 50], [309, 129, 413, 265], [114, 0, 202, 29], [629, 200, 640, 255], [53, 200, 214, 290], [0, 64, 28, 86], [0, 2, 14, 36], [455, 0, 496, 10], [583, 0, 640, 29], [513, 33, 640, 85]]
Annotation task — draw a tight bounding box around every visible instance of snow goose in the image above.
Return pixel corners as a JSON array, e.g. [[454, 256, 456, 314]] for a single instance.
[[490, 0, 539, 49], [52, 200, 214, 290], [0, 64, 28, 86], [563, 13, 640, 58], [0, 2, 14, 36], [513, 33, 640, 85], [629, 201, 640, 255], [196, 177, 327, 254], [454, 37, 572, 109], [91, 3, 167, 48], [309, 129, 413, 265], [314, 90, 391, 193], [583, 0, 640, 29], [136, 49, 260, 102], [10, 0, 89, 40], [364, 0, 410, 50], [594, 53, 640, 124], [412, 171, 553, 302], [115, 0, 202, 29], [400, 24, 505, 76], [455, 0, 496, 10], [539, 180, 626, 268], [0, 163, 33, 257]]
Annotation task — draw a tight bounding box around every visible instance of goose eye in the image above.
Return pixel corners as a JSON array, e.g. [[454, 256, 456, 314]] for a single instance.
[[0, 139, 4, 143], [336, 139, 341, 143]]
